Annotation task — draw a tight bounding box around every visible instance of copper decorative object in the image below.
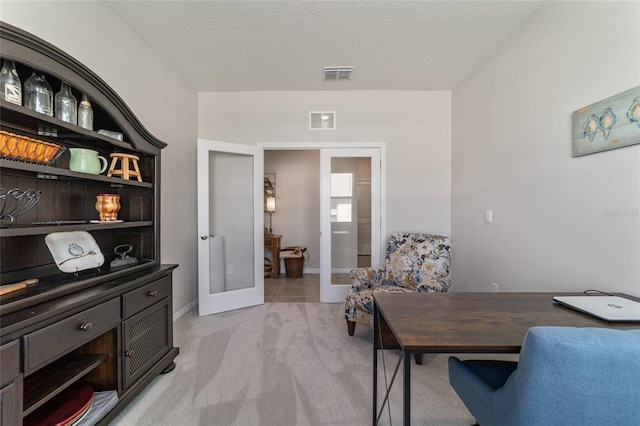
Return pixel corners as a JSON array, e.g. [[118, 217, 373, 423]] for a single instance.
[[95, 194, 121, 222]]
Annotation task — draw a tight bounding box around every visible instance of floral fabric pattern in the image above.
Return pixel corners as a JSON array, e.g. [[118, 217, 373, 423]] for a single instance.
[[345, 233, 452, 325]]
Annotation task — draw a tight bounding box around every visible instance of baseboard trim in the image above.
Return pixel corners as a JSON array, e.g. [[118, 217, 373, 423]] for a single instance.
[[174, 299, 198, 321]]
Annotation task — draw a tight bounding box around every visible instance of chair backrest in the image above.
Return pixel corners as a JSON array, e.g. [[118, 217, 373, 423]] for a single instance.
[[496, 326, 640, 425], [383, 233, 451, 290]]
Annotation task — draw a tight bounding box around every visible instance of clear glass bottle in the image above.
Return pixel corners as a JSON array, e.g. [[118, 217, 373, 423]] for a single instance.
[[24, 71, 53, 116], [54, 81, 77, 124], [0, 60, 22, 105], [78, 93, 93, 130]]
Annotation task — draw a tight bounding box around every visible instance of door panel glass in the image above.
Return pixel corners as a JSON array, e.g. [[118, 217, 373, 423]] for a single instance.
[[208, 151, 255, 294], [330, 157, 371, 285]]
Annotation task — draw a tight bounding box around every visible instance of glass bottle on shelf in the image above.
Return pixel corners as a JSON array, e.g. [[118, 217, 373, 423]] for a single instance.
[[0, 59, 22, 105], [24, 71, 53, 116], [78, 93, 93, 130], [54, 81, 77, 124]]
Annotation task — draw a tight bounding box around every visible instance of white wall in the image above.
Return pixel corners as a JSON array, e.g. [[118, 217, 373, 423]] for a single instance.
[[1, 1, 199, 316], [199, 91, 452, 254], [452, 1, 640, 296]]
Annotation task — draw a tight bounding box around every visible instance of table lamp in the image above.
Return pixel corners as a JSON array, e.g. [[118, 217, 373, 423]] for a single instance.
[[265, 196, 276, 235]]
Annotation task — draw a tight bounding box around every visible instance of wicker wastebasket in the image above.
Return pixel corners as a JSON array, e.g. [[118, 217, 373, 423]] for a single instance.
[[281, 246, 306, 278], [264, 257, 273, 278]]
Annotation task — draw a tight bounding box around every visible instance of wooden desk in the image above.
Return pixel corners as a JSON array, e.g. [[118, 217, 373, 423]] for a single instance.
[[264, 234, 281, 277], [372, 292, 640, 426]]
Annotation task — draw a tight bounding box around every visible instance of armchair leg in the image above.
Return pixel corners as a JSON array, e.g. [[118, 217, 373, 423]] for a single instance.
[[346, 320, 356, 336], [414, 353, 423, 365]]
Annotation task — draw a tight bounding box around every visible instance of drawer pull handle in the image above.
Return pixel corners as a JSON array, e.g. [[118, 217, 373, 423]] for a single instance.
[[148, 291, 158, 297], [125, 350, 134, 357], [79, 322, 93, 331]]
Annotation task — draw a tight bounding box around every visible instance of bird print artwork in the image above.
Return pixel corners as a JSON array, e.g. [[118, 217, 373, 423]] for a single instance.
[[68, 242, 84, 256], [573, 86, 640, 156], [627, 96, 640, 128], [598, 108, 616, 141], [582, 114, 600, 142]]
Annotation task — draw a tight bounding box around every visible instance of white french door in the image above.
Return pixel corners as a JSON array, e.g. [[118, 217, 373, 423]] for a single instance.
[[197, 139, 264, 316], [320, 148, 382, 303]]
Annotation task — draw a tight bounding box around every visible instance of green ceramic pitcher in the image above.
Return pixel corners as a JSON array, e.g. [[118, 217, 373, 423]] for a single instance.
[[69, 148, 108, 174]]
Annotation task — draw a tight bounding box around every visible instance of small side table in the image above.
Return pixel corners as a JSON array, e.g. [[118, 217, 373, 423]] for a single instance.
[[264, 234, 281, 278]]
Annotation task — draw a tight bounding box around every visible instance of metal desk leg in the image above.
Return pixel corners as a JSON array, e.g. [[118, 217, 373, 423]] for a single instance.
[[403, 350, 411, 426], [373, 302, 378, 425]]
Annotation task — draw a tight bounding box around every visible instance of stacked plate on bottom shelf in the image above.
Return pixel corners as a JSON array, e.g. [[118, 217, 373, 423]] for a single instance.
[[24, 382, 118, 426]]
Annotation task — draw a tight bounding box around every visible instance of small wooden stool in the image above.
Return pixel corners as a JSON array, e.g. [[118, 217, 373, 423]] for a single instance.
[[107, 153, 142, 182]]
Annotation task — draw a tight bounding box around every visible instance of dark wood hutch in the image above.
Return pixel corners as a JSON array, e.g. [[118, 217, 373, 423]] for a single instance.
[[0, 22, 178, 425]]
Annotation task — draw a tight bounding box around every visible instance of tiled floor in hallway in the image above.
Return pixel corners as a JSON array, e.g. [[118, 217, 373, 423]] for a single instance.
[[264, 273, 320, 302]]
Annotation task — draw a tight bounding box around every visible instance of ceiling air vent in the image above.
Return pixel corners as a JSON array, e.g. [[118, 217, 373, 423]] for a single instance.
[[309, 111, 336, 130], [322, 66, 354, 81]]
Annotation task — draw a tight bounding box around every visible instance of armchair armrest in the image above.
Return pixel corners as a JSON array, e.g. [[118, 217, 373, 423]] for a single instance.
[[350, 266, 386, 292], [416, 276, 451, 292]]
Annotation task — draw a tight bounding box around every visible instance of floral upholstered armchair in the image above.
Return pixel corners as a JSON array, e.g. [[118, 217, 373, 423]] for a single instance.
[[345, 233, 452, 336]]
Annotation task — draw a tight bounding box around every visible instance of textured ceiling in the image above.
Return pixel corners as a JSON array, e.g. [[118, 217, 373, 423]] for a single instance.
[[105, 1, 544, 92]]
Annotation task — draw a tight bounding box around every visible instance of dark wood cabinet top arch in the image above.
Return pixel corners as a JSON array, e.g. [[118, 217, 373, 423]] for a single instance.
[[0, 21, 168, 313], [1, 22, 166, 153]]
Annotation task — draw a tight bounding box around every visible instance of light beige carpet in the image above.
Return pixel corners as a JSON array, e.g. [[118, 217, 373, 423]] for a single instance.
[[110, 303, 503, 425]]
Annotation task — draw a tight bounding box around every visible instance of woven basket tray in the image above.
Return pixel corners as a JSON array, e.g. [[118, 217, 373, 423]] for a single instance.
[[264, 257, 273, 278], [0, 130, 65, 165]]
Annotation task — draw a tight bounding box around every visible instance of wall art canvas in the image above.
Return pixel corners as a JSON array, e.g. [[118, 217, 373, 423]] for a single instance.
[[573, 86, 640, 156], [264, 173, 276, 208]]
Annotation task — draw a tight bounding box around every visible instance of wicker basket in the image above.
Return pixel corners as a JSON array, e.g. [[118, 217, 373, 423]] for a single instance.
[[284, 257, 304, 278], [264, 257, 273, 278], [0, 130, 65, 165]]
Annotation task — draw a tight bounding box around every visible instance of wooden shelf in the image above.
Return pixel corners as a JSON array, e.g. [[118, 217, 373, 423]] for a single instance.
[[0, 221, 153, 237], [0, 99, 135, 152], [23, 353, 109, 416], [0, 159, 153, 188]]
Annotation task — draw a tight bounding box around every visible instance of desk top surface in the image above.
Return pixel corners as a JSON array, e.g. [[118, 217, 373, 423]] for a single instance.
[[374, 292, 640, 352]]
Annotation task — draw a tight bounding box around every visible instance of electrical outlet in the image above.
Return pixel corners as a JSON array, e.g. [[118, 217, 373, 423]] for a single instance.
[[227, 264, 233, 275], [491, 283, 499, 292]]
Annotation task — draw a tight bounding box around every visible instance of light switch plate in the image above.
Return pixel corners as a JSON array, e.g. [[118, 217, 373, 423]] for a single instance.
[[485, 209, 493, 224]]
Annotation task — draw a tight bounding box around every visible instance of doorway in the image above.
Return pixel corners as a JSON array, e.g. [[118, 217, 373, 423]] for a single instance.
[[261, 143, 385, 304]]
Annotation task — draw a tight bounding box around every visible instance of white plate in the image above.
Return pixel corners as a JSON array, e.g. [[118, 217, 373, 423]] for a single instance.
[[45, 231, 105, 273]]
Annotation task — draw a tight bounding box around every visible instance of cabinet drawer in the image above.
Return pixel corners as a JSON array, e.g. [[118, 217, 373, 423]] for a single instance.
[[0, 340, 20, 387], [122, 276, 171, 319], [23, 298, 120, 374]]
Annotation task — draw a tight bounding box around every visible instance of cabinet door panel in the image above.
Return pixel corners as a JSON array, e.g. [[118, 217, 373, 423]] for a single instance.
[[0, 340, 21, 426], [0, 381, 21, 426], [0, 341, 20, 388], [122, 299, 171, 389]]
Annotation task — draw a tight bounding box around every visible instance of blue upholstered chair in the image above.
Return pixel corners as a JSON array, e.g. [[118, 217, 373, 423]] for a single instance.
[[344, 233, 452, 336], [448, 326, 640, 426]]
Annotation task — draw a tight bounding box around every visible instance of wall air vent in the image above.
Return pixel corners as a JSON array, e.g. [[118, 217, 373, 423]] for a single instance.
[[309, 111, 336, 130], [322, 66, 354, 81]]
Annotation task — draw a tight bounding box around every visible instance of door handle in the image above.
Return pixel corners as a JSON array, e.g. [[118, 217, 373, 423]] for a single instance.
[[200, 234, 215, 240]]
